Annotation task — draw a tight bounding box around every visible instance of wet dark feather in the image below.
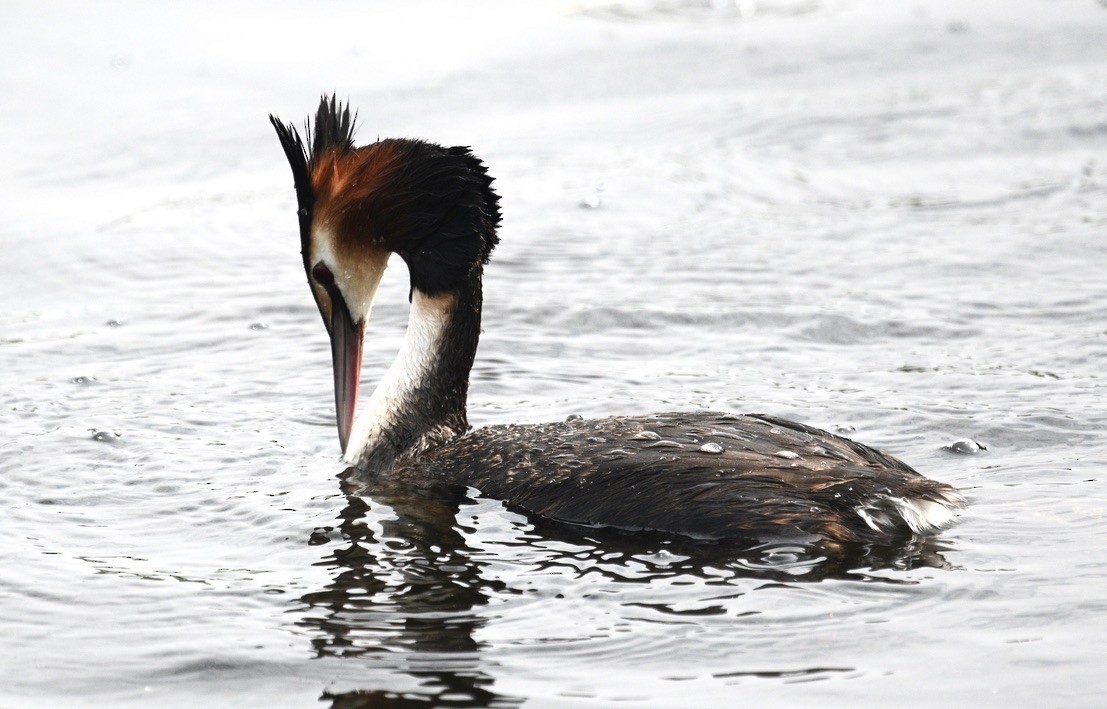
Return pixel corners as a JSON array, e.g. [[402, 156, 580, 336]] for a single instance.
[[395, 412, 960, 543]]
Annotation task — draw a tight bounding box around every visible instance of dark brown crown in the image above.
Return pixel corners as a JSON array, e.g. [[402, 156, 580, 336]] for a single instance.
[[270, 96, 501, 295]]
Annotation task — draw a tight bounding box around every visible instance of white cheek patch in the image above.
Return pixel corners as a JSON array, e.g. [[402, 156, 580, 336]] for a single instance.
[[310, 225, 388, 324]]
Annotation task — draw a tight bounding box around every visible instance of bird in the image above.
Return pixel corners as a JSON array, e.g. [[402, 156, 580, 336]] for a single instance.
[[268, 96, 965, 545]]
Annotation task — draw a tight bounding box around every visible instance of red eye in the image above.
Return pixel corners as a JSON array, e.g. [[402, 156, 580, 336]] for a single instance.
[[312, 263, 335, 288]]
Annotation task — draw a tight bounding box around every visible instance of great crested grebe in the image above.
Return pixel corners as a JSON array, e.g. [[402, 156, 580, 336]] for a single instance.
[[269, 96, 965, 544]]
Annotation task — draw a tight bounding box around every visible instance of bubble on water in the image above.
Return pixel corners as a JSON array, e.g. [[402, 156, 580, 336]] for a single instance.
[[71, 376, 97, 385], [581, 178, 606, 209], [91, 430, 121, 443], [945, 439, 987, 454], [632, 430, 661, 441], [105, 319, 124, 327], [700, 442, 725, 454], [249, 322, 269, 331]]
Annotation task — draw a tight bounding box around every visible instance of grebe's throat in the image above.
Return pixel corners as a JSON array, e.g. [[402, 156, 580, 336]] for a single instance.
[[344, 268, 483, 471]]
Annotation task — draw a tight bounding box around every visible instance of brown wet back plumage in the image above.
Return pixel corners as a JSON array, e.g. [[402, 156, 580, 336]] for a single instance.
[[395, 412, 963, 543]]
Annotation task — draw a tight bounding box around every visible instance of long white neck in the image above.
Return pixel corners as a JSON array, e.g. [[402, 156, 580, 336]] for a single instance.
[[344, 289, 460, 468]]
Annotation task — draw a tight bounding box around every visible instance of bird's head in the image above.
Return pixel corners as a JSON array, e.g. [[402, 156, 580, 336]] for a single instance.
[[270, 96, 500, 453]]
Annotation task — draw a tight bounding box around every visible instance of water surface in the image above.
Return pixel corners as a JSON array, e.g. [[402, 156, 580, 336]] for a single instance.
[[2, 0, 1106, 706]]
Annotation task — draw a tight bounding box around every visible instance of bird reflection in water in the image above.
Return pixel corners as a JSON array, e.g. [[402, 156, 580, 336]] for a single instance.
[[299, 469, 516, 708], [297, 468, 957, 708]]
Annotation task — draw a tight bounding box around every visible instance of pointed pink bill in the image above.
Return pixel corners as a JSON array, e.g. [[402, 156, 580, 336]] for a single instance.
[[329, 296, 364, 454]]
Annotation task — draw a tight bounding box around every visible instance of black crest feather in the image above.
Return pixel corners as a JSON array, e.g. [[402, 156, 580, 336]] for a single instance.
[[310, 94, 357, 162], [268, 95, 357, 274]]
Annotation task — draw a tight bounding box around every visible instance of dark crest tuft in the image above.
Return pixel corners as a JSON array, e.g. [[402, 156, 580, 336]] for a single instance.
[[309, 94, 358, 162], [268, 95, 357, 274]]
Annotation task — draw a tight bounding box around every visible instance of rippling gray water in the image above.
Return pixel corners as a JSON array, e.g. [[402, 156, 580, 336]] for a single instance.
[[3, 0, 1106, 706]]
